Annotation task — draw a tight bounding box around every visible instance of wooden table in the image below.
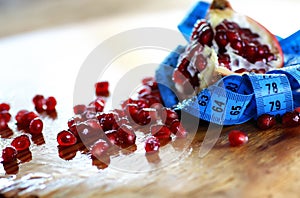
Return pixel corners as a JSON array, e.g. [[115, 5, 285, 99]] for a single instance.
[[1, 1, 300, 197]]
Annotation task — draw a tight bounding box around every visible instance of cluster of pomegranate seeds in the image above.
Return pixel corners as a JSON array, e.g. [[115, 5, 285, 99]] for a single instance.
[[228, 130, 248, 147], [32, 94, 57, 112], [95, 81, 109, 96], [0, 103, 11, 131], [16, 110, 43, 135], [58, 76, 188, 165], [257, 114, 276, 130], [256, 108, 300, 129]]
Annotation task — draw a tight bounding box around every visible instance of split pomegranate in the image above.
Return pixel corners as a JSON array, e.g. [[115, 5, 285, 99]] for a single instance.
[[173, 0, 283, 95]]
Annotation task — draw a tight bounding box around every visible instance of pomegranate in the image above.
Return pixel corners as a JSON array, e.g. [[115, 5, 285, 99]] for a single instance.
[[173, 0, 283, 95]]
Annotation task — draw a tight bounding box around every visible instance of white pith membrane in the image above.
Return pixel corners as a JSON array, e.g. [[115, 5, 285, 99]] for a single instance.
[[174, 5, 283, 97]]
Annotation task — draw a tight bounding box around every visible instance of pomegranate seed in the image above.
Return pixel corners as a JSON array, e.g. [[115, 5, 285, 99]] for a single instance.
[[19, 111, 38, 128], [116, 124, 136, 146], [112, 118, 130, 130], [0, 111, 11, 123], [2, 147, 17, 162], [105, 130, 118, 145], [257, 114, 276, 130], [11, 135, 31, 151], [195, 54, 207, 72], [0, 103, 10, 112], [295, 107, 300, 114], [95, 81, 109, 96], [145, 136, 160, 153], [142, 77, 158, 90], [57, 130, 77, 146], [15, 110, 29, 124], [161, 108, 179, 126], [91, 139, 110, 158], [150, 124, 171, 139], [134, 108, 151, 126], [73, 104, 87, 114], [125, 104, 139, 121], [33, 95, 45, 110], [215, 30, 228, 48], [169, 120, 188, 138], [282, 111, 300, 127], [67, 117, 76, 128], [97, 112, 119, 132], [45, 96, 57, 111], [29, 118, 43, 134], [0, 118, 8, 130], [68, 124, 79, 137], [228, 130, 248, 147], [137, 85, 152, 96], [94, 98, 106, 112]]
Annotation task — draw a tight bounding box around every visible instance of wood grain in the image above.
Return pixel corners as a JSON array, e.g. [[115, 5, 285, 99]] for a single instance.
[[1, 2, 300, 197]]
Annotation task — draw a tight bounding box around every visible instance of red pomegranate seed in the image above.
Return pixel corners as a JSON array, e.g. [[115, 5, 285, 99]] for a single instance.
[[0, 103, 10, 112], [137, 85, 152, 96], [0, 111, 11, 123], [19, 111, 38, 128], [45, 96, 57, 111], [91, 139, 110, 158], [195, 54, 207, 72], [161, 108, 179, 126], [150, 124, 172, 139], [97, 112, 119, 132], [112, 118, 130, 130], [33, 95, 45, 110], [105, 130, 118, 145], [135, 108, 151, 126], [15, 110, 29, 124], [294, 107, 300, 114], [0, 118, 8, 130], [125, 104, 139, 121], [169, 120, 187, 138], [145, 136, 160, 153], [282, 111, 300, 128], [94, 98, 105, 112], [142, 77, 158, 90], [228, 130, 248, 147], [68, 124, 79, 137], [67, 117, 76, 128], [257, 114, 276, 130], [215, 30, 228, 48], [29, 118, 43, 134], [11, 135, 31, 151], [2, 147, 17, 162], [73, 104, 87, 115], [57, 130, 77, 146], [95, 81, 109, 96], [116, 124, 136, 146]]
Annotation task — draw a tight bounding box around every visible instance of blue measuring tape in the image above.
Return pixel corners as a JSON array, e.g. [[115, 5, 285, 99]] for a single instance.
[[156, 1, 300, 125]]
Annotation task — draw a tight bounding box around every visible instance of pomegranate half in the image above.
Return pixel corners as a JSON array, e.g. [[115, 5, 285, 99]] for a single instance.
[[173, 0, 283, 95]]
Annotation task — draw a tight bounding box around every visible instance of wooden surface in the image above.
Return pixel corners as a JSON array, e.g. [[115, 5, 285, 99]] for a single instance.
[[1, 1, 300, 198]]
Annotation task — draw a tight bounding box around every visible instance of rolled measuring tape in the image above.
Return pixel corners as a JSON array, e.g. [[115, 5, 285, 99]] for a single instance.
[[156, 1, 300, 125]]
